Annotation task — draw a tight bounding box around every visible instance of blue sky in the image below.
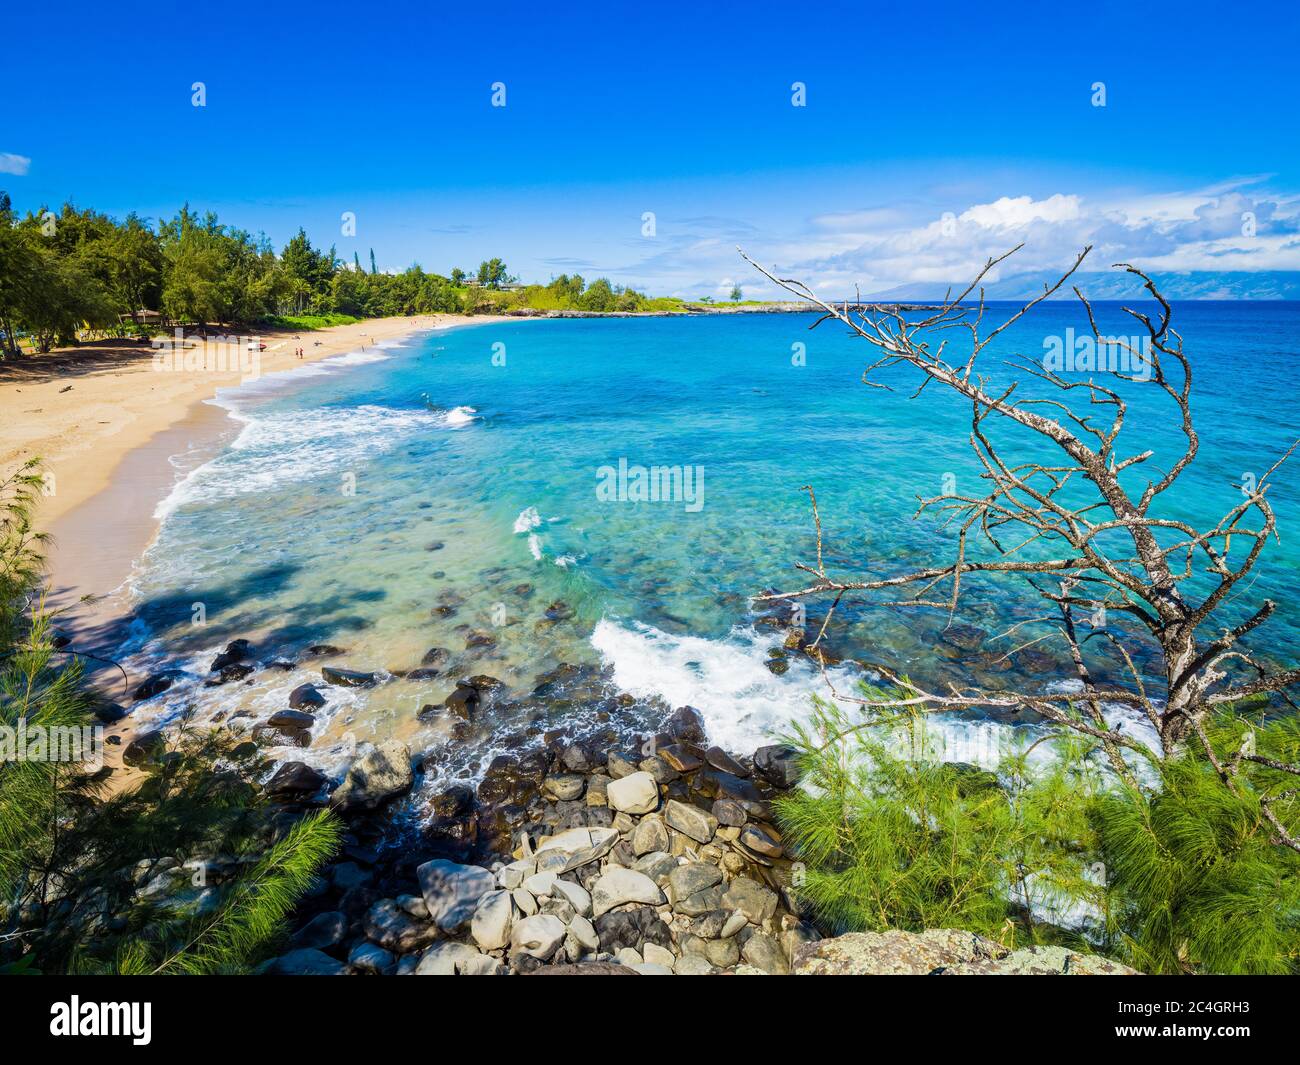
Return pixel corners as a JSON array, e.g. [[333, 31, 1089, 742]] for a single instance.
[[4, 0, 1299, 297]]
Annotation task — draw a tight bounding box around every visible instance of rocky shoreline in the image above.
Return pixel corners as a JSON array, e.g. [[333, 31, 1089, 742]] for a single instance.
[[95, 634, 1140, 976]]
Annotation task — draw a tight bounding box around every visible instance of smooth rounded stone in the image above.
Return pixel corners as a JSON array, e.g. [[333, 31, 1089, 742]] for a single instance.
[[676, 884, 725, 917], [552, 878, 592, 917], [642, 942, 677, 969], [657, 744, 703, 773], [421, 646, 450, 667], [674, 954, 716, 976], [638, 756, 678, 784], [585, 775, 610, 807], [705, 937, 740, 967], [416, 859, 496, 932], [716, 826, 741, 843], [631, 815, 670, 856], [752, 744, 800, 789], [364, 898, 437, 954], [606, 771, 659, 815], [290, 910, 347, 950], [320, 665, 376, 688], [263, 948, 348, 975], [331, 741, 413, 812], [664, 799, 718, 844], [533, 826, 619, 872], [591, 868, 665, 918], [630, 962, 674, 975], [415, 941, 488, 975], [606, 752, 639, 779], [288, 683, 327, 710], [397, 894, 429, 919], [612, 812, 637, 835], [524, 871, 557, 897], [742, 931, 791, 974], [614, 947, 643, 967], [740, 824, 784, 859], [470, 889, 515, 951], [712, 798, 748, 827], [633, 851, 678, 883], [543, 774, 586, 801], [568, 913, 600, 951], [667, 861, 723, 904], [498, 860, 533, 890], [721, 910, 749, 938], [511, 913, 567, 959], [348, 941, 396, 974], [721, 877, 779, 926], [512, 888, 539, 916]]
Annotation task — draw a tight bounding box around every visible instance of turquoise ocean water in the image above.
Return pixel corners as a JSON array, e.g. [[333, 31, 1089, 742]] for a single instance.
[[116, 303, 1300, 790]]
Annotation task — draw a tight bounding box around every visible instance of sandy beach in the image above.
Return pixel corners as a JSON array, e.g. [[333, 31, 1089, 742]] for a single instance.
[[0, 314, 494, 626]]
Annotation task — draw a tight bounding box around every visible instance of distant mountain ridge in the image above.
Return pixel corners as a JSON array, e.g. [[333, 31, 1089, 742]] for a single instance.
[[869, 270, 1300, 301]]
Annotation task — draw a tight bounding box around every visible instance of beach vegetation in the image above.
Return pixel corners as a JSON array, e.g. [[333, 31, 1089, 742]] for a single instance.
[[0, 191, 725, 355], [778, 687, 1300, 973], [0, 463, 342, 974]]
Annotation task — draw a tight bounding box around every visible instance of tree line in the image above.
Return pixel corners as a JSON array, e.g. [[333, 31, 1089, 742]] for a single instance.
[[0, 193, 657, 355]]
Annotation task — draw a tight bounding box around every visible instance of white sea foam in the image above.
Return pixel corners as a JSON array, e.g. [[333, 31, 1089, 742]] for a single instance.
[[444, 405, 478, 426], [590, 619, 861, 753], [513, 505, 542, 534], [588, 618, 1088, 766], [153, 404, 461, 521]]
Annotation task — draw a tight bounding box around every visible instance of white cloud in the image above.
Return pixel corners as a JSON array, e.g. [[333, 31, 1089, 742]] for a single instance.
[[0, 152, 30, 176], [960, 194, 1081, 229]]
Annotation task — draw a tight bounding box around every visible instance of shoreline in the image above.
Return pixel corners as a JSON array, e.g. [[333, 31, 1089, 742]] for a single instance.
[[0, 313, 503, 641]]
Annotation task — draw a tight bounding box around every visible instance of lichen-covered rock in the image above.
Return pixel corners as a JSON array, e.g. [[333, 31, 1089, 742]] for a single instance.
[[793, 929, 1138, 975]]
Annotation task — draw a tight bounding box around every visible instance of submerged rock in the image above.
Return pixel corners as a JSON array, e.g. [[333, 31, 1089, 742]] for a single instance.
[[265, 761, 328, 802], [132, 672, 176, 702], [289, 683, 327, 710], [209, 638, 252, 673], [321, 666, 377, 687]]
